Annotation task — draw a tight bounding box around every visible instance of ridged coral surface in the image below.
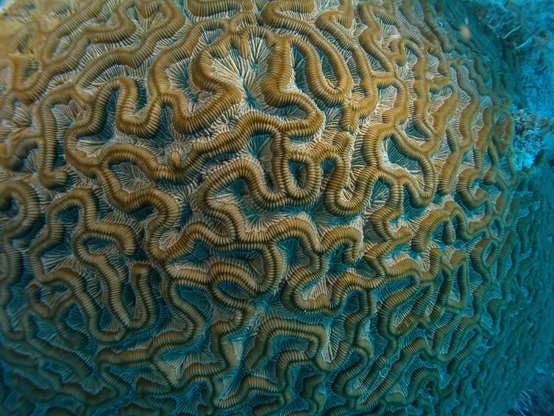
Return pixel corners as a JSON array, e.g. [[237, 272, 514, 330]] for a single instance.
[[0, 0, 551, 415]]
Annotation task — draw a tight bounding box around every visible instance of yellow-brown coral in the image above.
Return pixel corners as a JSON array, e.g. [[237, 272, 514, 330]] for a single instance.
[[0, 0, 551, 415]]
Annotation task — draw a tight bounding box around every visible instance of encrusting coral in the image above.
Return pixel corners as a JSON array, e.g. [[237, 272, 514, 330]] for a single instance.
[[0, 0, 551, 415]]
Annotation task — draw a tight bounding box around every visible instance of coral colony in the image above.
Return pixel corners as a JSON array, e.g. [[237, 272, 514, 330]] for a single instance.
[[0, 1, 552, 415]]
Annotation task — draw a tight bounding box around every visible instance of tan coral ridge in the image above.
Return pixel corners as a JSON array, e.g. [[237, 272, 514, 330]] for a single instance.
[[0, 0, 550, 415]]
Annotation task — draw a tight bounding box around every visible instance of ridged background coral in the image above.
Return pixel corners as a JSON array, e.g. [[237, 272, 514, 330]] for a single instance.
[[0, 0, 552, 415]]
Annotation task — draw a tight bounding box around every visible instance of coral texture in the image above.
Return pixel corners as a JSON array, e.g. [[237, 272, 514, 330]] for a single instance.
[[0, 0, 551, 415]]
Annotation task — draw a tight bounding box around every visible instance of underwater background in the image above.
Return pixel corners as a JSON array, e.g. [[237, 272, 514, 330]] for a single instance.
[[467, 1, 554, 415], [0, 0, 552, 415], [459, 0, 554, 414]]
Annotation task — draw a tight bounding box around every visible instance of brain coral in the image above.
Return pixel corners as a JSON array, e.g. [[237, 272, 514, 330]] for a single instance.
[[0, 0, 551, 415]]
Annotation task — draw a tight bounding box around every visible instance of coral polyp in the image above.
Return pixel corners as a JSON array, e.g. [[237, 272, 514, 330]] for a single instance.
[[0, 1, 551, 415]]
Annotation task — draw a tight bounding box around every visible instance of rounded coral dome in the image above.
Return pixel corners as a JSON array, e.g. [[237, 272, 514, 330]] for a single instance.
[[0, 1, 551, 415]]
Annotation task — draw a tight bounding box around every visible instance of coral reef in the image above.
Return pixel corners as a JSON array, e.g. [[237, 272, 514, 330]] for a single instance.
[[463, 0, 554, 173], [0, 0, 552, 415], [509, 351, 554, 416], [510, 108, 552, 170], [507, 171, 554, 414], [466, 0, 554, 117]]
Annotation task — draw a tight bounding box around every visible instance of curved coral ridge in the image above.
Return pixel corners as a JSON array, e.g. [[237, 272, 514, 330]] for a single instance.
[[0, 0, 549, 415]]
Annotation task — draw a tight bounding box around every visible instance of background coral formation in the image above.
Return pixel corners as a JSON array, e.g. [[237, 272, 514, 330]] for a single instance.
[[457, 0, 554, 171], [0, 0, 552, 415], [467, 0, 554, 117], [456, 1, 554, 411]]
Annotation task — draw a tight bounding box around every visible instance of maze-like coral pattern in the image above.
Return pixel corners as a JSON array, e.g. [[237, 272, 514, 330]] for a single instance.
[[0, 0, 550, 415]]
